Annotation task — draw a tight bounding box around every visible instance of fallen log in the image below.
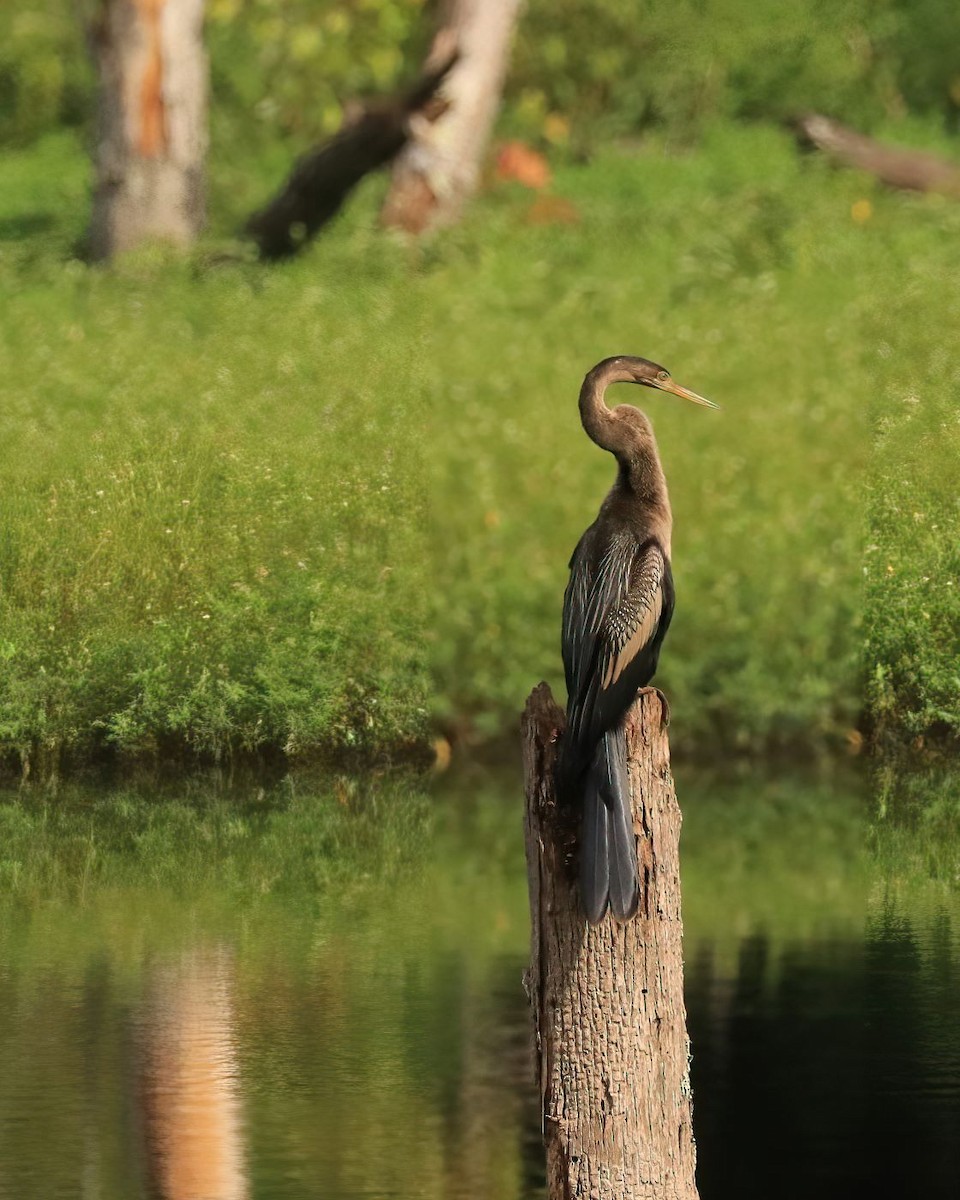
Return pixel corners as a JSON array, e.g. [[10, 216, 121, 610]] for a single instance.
[[795, 113, 960, 197]]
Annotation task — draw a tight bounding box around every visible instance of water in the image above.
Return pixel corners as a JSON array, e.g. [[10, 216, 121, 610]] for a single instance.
[[1, 764, 959, 1198]]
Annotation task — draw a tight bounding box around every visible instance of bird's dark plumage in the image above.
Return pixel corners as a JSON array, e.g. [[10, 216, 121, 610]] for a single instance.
[[560, 356, 713, 923], [563, 528, 674, 759]]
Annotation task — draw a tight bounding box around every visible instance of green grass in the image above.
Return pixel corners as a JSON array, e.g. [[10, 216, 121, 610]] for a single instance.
[[426, 123, 869, 753], [864, 204, 960, 749], [0, 134, 428, 769], [1, 121, 958, 766]]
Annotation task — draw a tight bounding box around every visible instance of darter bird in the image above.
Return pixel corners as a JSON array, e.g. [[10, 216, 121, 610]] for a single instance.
[[561, 356, 716, 924]]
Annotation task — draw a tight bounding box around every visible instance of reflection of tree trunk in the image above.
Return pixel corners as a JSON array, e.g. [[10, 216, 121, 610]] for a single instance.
[[382, 0, 522, 234], [138, 946, 248, 1200], [522, 684, 699, 1200], [88, 0, 207, 260], [795, 114, 960, 197], [440, 958, 536, 1198]]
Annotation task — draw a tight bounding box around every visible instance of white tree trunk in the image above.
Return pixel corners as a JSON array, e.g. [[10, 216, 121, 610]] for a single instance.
[[89, 0, 207, 260], [382, 0, 521, 234]]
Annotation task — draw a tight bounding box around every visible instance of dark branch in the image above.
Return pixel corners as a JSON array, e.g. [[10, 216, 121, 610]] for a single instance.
[[245, 47, 458, 260]]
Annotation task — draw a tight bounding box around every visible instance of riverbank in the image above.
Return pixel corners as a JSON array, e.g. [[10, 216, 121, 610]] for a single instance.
[[1, 124, 957, 771]]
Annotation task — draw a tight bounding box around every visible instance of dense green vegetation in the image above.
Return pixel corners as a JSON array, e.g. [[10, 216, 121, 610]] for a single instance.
[[3, 0, 960, 764], [0, 137, 427, 769], [6, 0, 960, 151], [3, 116, 960, 763], [865, 219, 960, 749]]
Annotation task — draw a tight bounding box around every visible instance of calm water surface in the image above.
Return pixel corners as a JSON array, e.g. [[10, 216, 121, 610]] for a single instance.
[[1, 764, 959, 1198]]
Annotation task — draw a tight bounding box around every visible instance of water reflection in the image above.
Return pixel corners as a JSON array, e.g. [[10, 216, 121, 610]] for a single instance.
[[1, 770, 960, 1199], [687, 902, 960, 1199], [138, 947, 247, 1200], [233, 940, 537, 1199]]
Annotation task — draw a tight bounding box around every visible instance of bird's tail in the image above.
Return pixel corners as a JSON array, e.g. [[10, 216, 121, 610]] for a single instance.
[[579, 726, 640, 924]]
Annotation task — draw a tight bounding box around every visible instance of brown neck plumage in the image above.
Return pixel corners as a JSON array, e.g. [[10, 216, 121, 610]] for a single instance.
[[578, 361, 671, 513]]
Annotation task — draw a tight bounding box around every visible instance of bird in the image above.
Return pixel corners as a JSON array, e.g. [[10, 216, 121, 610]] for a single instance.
[[560, 356, 717, 924]]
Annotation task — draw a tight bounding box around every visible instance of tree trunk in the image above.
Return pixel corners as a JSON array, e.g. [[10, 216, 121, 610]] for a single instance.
[[795, 113, 960, 197], [381, 0, 522, 234], [522, 683, 699, 1200], [88, 0, 207, 261]]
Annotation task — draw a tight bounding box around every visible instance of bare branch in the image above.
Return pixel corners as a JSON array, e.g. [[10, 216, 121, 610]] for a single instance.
[[245, 48, 459, 260]]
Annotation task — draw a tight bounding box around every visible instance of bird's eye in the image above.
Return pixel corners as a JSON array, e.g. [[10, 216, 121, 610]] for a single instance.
[[656, 370, 670, 382]]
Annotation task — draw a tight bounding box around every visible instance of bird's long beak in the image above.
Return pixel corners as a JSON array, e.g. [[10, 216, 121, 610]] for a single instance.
[[654, 378, 719, 409]]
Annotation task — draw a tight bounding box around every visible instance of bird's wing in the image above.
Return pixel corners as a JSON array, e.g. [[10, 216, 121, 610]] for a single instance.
[[561, 531, 594, 699], [599, 545, 666, 688], [563, 533, 672, 756]]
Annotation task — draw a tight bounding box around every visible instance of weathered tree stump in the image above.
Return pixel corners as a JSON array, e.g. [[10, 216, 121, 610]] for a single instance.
[[522, 683, 698, 1200]]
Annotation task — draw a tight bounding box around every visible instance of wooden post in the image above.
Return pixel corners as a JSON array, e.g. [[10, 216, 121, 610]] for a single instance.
[[522, 683, 699, 1200]]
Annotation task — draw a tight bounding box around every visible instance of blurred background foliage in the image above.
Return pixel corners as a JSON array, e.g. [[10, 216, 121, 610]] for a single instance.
[[864, 230, 960, 752], [4, 0, 960, 152], [1, 0, 958, 762], [423, 127, 868, 755]]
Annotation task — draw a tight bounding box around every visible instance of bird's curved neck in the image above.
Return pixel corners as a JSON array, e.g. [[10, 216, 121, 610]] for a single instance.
[[578, 362, 670, 508]]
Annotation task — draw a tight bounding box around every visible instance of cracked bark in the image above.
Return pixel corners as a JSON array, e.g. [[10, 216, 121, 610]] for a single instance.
[[522, 683, 698, 1200]]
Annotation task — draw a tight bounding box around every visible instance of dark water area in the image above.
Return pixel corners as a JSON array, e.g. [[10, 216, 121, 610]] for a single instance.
[[1, 765, 960, 1198], [689, 912, 960, 1198]]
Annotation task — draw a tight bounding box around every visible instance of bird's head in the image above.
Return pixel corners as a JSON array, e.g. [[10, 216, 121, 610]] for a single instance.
[[579, 355, 718, 466], [618, 356, 718, 408]]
